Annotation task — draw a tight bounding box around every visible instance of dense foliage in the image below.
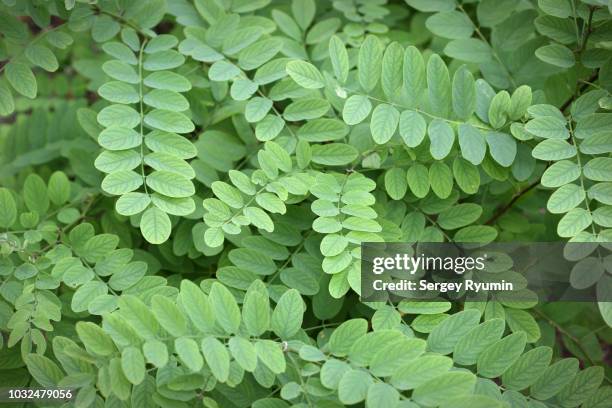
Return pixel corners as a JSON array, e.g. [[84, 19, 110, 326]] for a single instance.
[[1, 0, 612, 407]]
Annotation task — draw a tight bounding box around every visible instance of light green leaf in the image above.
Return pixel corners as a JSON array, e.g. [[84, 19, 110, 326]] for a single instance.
[[140, 207, 171, 244], [477, 332, 527, 378], [271, 289, 304, 339], [535, 44, 575, 68], [175, 337, 203, 372], [286, 60, 325, 89], [210, 282, 241, 334], [121, 347, 145, 385], [201, 336, 230, 382], [144, 109, 194, 134], [413, 372, 476, 406], [338, 369, 372, 405], [329, 35, 349, 83], [429, 119, 455, 160], [371, 104, 399, 144], [427, 54, 451, 117], [342, 95, 372, 125], [358, 35, 383, 92], [5, 62, 37, 98]]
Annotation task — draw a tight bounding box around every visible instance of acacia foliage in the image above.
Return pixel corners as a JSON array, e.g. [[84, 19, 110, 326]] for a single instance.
[[0, 0, 612, 407]]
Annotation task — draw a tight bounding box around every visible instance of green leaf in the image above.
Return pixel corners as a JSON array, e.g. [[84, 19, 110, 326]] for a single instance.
[[175, 337, 204, 372], [444, 38, 492, 63], [116, 192, 151, 216], [557, 208, 592, 237], [146, 170, 195, 198], [255, 340, 286, 374], [426, 11, 474, 39], [145, 130, 196, 158], [229, 336, 257, 372], [143, 340, 168, 367], [429, 119, 455, 160], [502, 346, 552, 391], [284, 98, 330, 121], [342, 95, 372, 125], [547, 184, 585, 214], [403, 46, 426, 106], [370, 337, 426, 376], [23, 174, 49, 215], [437, 203, 483, 230], [286, 60, 325, 89], [143, 89, 189, 111], [541, 160, 580, 187], [210, 282, 241, 334], [208, 60, 240, 81], [556, 366, 604, 407], [413, 372, 476, 406], [453, 157, 480, 194], [151, 295, 187, 335], [144, 71, 192, 92], [453, 319, 505, 366], [103, 60, 139, 83], [144, 109, 194, 134], [486, 132, 516, 167], [292, 0, 315, 30], [391, 355, 453, 390], [0, 83, 15, 116], [246, 97, 274, 123], [98, 104, 140, 128], [532, 139, 576, 160], [358, 35, 383, 92], [0, 188, 17, 228], [530, 358, 579, 400], [338, 369, 373, 405], [98, 127, 142, 150], [140, 207, 171, 244], [381, 42, 404, 101], [243, 281, 271, 337], [201, 336, 230, 382], [24, 355, 64, 387], [525, 116, 569, 139], [25, 44, 59, 72], [477, 332, 527, 378], [427, 309, 481, 354], [271, 289, 304, 339], [99, 81, 139, 104], [143, 50, 185, 71], [311, 143, 358, 165], [427, 54, 451, 117], [121, 347, 145, 385], [371, 104, 400, 144], [102, 170, 143, 195], [5, 62, 37, 98], [47, 171, 70, 206], [76, 321, 115, 356], [452, 66, 476, 120], [385, 168, 408, 200], [407, 164, 430, 198], [399, 111, 427, 147], [179, 280, 215, 333], [298, 118, 348, 142], [366, 383, 399, 408], [455, 225, 498, 243], [429, 162, 453, 199], [255, 115, 285, 141], [329, 35, 349, 83], [535, 44, 575, 68], [329, 319, 368, 357]]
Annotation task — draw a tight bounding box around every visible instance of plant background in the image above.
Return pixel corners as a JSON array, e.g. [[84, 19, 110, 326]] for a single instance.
[[0, 0, 611, 407]]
